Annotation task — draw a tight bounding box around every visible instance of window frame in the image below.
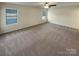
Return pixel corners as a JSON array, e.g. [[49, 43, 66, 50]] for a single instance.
[[4, 8, 19, 26], [42, 8, 48, 20]]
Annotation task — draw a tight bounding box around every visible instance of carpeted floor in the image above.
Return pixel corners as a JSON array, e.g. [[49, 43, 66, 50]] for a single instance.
[[0, 23, 79, 56]]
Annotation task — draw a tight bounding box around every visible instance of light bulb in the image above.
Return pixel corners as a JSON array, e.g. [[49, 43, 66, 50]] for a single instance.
[[44, 4, 49, 8]]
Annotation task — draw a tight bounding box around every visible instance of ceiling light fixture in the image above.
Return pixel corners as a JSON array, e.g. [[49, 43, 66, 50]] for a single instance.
[[41, 2, 56, 9], [44, 2, 49, 8]]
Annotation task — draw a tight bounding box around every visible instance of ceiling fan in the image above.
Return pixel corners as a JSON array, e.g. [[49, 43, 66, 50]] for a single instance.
[[43, 2, 56, 8]]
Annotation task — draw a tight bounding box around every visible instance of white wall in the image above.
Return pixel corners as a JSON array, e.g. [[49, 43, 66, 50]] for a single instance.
[[0, 3, 1, 33], [48, 5, 79, 29], [0, 3, 47, 33]]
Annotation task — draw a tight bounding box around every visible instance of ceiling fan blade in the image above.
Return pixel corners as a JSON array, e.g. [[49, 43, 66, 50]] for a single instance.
[[49, 4, 56, 8]]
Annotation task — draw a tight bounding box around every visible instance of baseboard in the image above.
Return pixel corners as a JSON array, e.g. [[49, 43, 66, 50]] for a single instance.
[[49, 22, 79, 32], [0, 22, 48, 35]]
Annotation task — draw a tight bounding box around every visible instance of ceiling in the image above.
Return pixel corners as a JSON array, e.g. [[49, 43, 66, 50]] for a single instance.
[[7, 2, 41, 6], [4, 2, 79, 7]]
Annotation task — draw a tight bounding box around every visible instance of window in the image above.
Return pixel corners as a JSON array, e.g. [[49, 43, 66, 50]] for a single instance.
[[43, 10, 47, 16], [42, 9, 48, 20], [6, 8, 17, 25]]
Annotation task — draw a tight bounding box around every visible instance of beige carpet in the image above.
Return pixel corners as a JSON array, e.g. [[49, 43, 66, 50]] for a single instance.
[[0, 23, 79, 56]]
